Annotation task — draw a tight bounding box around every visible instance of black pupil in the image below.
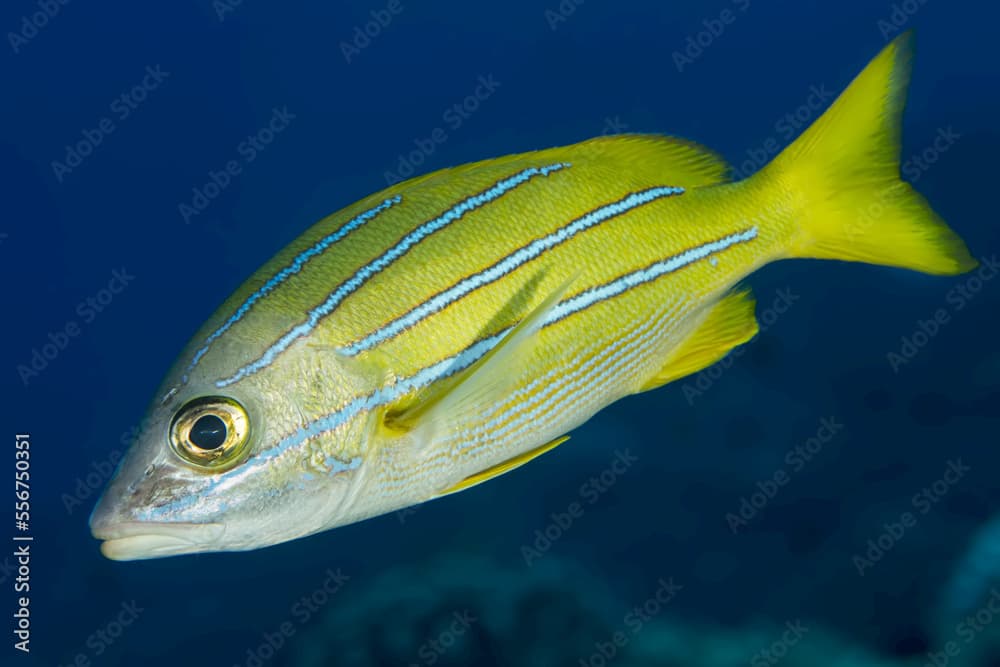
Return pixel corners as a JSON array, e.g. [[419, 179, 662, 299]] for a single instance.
[[190, 415, 227, 450]]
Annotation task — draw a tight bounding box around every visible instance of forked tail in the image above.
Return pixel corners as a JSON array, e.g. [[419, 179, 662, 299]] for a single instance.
[[764, 31, 976, 275]]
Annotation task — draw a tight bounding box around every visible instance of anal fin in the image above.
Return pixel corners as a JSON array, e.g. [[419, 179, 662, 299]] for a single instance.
[[434, 436, 570, 498], [639, 289, 758, 392]]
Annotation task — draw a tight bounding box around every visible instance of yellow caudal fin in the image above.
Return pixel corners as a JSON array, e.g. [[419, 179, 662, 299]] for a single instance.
[[765, 31, 976, 276]]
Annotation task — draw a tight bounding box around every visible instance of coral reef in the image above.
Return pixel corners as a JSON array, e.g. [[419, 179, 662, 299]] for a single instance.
[[291, 555, 917, 667]]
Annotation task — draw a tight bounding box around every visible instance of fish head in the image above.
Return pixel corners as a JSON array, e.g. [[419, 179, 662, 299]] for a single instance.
[[90, 341, 371, 561]]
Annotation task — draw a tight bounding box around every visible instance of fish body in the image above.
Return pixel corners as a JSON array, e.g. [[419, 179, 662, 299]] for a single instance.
[[191, 142, 763, 520], [91, 33, 975, 559]]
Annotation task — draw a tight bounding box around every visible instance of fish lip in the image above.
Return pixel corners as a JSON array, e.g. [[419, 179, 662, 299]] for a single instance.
[[93, 521, 226, 561]]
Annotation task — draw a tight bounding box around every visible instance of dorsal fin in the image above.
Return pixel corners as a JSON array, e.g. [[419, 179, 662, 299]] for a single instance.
[[574, 134, 732, 187], [376, 133, 731, 202]]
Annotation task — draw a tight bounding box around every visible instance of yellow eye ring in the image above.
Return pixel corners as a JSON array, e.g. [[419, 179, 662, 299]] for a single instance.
[[169, 396, 251, 470]]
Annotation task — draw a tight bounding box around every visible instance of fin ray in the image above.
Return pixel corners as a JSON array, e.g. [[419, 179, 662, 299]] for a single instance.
[[639, 289, 758, 392], [434, 436, 570, 498], [385, 272, 576, 449], [768, 31, 976, 276], [575, 134, 731, 188]]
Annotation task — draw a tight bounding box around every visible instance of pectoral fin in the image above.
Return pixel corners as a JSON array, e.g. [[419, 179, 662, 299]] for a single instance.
[[385, 272, 576, 449], [640, 289, 758, 392], [435, 436, 570, 498]]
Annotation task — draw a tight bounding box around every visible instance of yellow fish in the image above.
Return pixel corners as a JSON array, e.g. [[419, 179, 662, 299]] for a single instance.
[[91, 32, 974, 559]]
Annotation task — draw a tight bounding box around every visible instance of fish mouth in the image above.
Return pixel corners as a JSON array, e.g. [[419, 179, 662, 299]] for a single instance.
[[92, 520, 226, 561]]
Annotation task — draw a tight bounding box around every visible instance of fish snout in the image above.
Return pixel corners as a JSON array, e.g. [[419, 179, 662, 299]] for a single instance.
[[90, 499, 225, 561], [90, 478, 225, 560], [95, 520, 225, 561]]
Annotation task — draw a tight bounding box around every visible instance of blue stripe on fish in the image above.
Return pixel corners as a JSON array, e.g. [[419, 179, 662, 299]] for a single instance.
[[339, 185, 686, 356], [237, 226, 758, 454], [182, 196, 402, 383], [546, 226, 759, 325], [215, 163, 570, 388], [141, 332, 504, 519], [223, 227, 757, 460], [149, 225, 762, 515], [216, 332, 507, 483], [140, 453, 364, 520], [448, 295, 691, 463]]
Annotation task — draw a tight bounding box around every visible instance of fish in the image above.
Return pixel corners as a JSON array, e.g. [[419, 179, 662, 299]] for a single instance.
[[90, 32, 976, 560]]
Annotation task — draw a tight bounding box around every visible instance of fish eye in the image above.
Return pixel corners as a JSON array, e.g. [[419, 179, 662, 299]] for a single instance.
[[169, 396, 250, 470]]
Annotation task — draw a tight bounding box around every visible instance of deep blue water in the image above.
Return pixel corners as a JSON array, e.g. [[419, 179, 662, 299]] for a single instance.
[[4, 1, 1000, 665]]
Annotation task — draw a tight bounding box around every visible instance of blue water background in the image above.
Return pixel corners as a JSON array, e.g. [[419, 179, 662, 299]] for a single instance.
[[2, 0, 999, 664]]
